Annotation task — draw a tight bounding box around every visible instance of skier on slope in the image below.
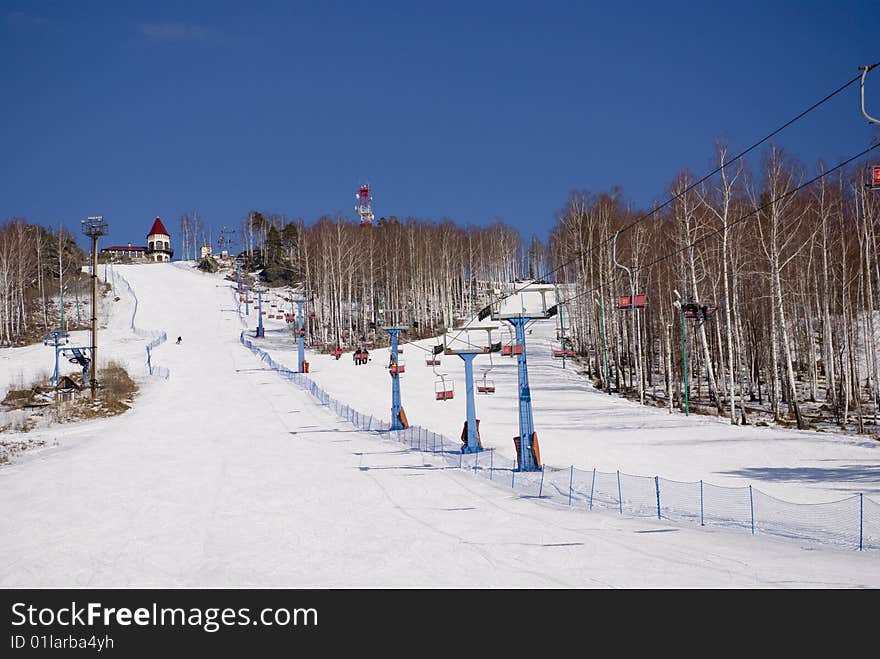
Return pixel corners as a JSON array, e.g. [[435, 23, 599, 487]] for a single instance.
[[176, 336, 182, 344]]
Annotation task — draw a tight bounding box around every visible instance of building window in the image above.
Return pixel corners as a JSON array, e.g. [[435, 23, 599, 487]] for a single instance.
[[148, 241, 154, 251]]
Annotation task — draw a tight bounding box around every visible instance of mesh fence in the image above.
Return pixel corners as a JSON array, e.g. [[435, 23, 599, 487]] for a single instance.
[[752, 489, 861, 549], [239, 329, 880, 554], [108, 269, 169, 380], [658, 478, 703, 526], [701, 482, 754, 533], [864, 497, 880, 551]]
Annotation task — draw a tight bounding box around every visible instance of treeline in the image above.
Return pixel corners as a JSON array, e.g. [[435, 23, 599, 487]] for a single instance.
[[234, 211, 541, 347], [0, 219, 86, 346], [549, 145, 880, 431]]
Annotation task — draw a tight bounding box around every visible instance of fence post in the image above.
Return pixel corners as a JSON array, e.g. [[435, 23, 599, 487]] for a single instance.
[[655, 476, 661, 520], [459, 451, 463, 469], [589, 468, 596, 510], [474, 449, 479, 474], [538, 465, 545, 497], [749, 485, 755, 535], [860, 493, 864, 551], [490, 449, 494, 481], [617, 470, 623, 514], [700, 480, 704, 526], [511, 466, 515, 489], [568, 466, 573, 506]]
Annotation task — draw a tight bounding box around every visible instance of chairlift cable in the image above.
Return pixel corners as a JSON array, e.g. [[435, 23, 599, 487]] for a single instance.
[[552, 142, 880, 310], [451, 68, 875, 336]]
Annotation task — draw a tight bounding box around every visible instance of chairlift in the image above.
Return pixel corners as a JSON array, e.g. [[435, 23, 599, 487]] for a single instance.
[[869, 165, 880, 190], [501, 325, 522, 356], [681, 302, 718, 321], [477, 341, 498, 394], [430, 350, 454, 400], [425, 343, 442, 366], [477, 374, 496, 394], [502, 343, 522, 357], [434, 374, 455, 401], [618, 294, 647, 310]]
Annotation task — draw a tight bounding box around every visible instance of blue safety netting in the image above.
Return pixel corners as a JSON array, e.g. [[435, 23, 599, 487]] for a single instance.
[[239, 327, 880, 554]]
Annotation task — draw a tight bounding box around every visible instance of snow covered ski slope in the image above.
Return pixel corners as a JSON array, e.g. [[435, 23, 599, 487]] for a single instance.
[[256, 299, 880, 504], [1, 263, 879, 587]]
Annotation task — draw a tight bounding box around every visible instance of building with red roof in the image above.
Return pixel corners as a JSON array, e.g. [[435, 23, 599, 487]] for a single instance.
[[100, 216, 173, 262], [146, 217, 173, 262]]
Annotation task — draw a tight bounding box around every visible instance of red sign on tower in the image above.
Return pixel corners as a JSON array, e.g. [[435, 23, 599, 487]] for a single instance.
[[872, 165, 880, 189]]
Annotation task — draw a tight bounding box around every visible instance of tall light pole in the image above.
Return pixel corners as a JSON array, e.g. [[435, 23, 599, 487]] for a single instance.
[[81, 216, 107, 399]]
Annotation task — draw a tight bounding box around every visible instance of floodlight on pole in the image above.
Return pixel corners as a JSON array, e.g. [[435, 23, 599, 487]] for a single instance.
[[81, 216, 107, 398]]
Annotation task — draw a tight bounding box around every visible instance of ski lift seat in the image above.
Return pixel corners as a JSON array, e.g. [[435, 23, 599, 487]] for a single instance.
[[477, 381, 495, 394], [618, 294, 647, 309], [682, 303, 718, 320], [434, 378, 454, 401]]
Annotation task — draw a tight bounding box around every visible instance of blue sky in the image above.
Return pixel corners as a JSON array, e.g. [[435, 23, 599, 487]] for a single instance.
[[1, 1, 877, 251]]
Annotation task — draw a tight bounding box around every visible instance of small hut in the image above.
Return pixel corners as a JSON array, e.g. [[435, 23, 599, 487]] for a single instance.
[[55, 375, 82, 403]]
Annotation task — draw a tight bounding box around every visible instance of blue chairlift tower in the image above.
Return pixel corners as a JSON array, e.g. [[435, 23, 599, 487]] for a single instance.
[[485, 281, 558, 471], [43, 329, 70, 386], [444, 325, 499, 453], [385, 326, 408, 430], [382, 309, 409, 430]]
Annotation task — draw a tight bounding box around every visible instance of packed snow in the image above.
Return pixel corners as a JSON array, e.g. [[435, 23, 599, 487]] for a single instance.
[[1, 262, 879, 588]]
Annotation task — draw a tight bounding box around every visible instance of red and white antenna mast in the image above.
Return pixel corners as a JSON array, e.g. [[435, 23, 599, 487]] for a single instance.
[[356, 184, 374, 227]]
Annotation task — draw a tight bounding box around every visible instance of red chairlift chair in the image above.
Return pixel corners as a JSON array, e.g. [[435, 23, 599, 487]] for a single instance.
[[618, 294, 647, 310], [425, 343, 442, 366], [434, 374, 454, 401], [477, 370, 495, 394]]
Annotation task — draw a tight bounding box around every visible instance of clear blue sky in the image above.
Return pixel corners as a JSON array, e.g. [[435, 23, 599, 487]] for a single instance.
[[1, 0, 877, 251]]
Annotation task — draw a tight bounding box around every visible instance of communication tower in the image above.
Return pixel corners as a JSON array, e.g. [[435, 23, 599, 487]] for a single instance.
[[356, 184, 374, 227]]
